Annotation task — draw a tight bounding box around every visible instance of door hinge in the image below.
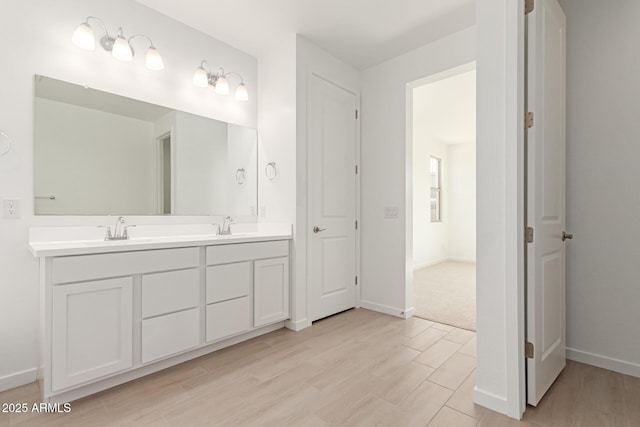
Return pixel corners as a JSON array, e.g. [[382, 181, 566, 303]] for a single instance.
[[526, 112, 534, 128], [355, 220, 358, 230], [525, 0, 534, 15], [355, 165, 359, 174], [355, 275, 358, 285], [355, 109, 359, 119], [525, 341, 534, 358], [526, 227, 534, 243]]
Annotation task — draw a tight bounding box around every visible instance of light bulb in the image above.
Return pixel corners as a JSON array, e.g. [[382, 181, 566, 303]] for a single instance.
[[72, 22, 95, 50], [235, 82, 248, 101], [193, 66, 209, 87], [145, 46, 164, 70], [112, 35, 133, 61], [215, 75, 229, 95]]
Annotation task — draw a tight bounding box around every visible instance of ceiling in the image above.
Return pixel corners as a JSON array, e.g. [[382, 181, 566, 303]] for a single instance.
[[135, 0, 476, 70], [414, 69, 476, 145]]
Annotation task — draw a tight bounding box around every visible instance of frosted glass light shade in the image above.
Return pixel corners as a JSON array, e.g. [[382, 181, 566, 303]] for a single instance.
[[145, 46, 164, 70], [193, 67, 209, 87], [214, 75, 229, 95], [72, 22, 95, 50], [235, 82, 248, 101], [112, 36, 133, 61]]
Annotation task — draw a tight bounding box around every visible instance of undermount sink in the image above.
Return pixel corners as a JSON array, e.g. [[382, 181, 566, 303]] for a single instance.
[[82, 238, 154, 246]]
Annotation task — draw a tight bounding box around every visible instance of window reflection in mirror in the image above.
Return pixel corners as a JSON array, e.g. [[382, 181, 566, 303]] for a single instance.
[[33, 75, 257, 216]]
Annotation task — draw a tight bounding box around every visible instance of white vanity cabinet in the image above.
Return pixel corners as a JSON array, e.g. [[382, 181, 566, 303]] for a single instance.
[[34, 233, 291, 404], [205, 240, 290, 341]]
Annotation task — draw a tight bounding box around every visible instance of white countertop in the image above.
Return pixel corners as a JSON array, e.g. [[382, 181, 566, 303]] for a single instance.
[[29, 223, 292, 257]]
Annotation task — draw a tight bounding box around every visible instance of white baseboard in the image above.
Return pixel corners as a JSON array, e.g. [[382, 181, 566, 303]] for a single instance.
[[413, 257, 476, 270], [360, 300, 408, 318], [0, 368, 38, 392], [567, 347, 640, 378], [474, 386, 508, 415], [403, 307, 415, 319], [413, 257, 449, 271], [447, 257, 476, 264], [285, 318, 312, 331]]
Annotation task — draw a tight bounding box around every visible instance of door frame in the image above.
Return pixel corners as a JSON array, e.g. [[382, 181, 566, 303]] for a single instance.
[[306, 72, 361, 321]]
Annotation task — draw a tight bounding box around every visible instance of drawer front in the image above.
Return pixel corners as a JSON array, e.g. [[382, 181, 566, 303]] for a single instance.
[[206, 297, 250, 342], [52, 247, 199, 284], [206, 241, 288, 265], [142, 268, 200, 318], [141, 308, 200, 364], [206, 262, 250, 304]]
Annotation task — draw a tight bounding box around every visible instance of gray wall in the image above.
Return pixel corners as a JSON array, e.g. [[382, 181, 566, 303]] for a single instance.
[[560, 0, 640, 374]]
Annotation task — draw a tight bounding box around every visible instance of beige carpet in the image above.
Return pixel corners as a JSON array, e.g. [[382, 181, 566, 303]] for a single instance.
[[413, 261, 476, 331]]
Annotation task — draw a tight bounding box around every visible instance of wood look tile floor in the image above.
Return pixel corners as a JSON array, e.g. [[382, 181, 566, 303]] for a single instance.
[[1, 309, 639, 426]]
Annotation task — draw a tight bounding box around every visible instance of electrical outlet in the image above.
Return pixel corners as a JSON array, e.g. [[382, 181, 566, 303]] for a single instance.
[[384, 206, 400, 219], [260, 206, 267, 218], [3, 199, 20, 219]]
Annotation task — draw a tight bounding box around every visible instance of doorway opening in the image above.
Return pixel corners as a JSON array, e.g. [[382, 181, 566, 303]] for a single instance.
[[157, 133, 172, 214], [410, 65, 477, 331]]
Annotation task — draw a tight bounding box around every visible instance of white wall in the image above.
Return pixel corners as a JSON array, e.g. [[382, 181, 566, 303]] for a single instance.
[[412, 69, 477, 269], [34, 98, 156, 215], [0, 0, 256, 391], [227, 125, 258, 217], [412, 134, 449, 269], [559, 0, 640, 377], [447, 142, 476, 262], [174, 112, 228, 214], [360, 27, 475, 317]]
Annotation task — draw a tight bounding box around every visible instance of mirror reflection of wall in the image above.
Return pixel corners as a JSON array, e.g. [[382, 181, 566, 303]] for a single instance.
[[33, 75, 257, 216]]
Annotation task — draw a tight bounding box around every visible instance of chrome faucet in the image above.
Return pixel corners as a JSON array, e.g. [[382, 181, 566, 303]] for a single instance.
[[99, 216, 136, 240], [217, 216, 233, 235]]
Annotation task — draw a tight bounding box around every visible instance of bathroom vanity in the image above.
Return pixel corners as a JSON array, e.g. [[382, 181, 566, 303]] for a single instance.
[[29, 224, 291, 403]]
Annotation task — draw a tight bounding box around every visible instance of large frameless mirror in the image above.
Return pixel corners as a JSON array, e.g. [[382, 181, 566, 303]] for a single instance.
[[33, 75, 257, 216]]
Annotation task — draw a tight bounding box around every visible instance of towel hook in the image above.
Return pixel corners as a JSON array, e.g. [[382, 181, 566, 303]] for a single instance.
[[0, 130, 12, 157], [265, 162, 277, 181]]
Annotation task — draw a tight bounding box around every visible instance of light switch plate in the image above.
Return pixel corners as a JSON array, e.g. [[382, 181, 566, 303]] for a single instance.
[[384, 206, 400, 219], [3, 199, 20, 219]]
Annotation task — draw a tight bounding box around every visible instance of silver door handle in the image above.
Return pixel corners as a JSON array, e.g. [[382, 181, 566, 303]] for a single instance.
[[313, 226, 326, 233], [562, 231, 574, 241]]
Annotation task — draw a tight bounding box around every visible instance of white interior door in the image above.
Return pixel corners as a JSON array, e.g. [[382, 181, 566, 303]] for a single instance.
[[309, 74, 357, 322], [526, 0, 567, 406]]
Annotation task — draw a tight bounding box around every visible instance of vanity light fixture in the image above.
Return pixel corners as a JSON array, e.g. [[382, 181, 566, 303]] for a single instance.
[[72, 16, 164, 70], [193, 61, 248, 101]]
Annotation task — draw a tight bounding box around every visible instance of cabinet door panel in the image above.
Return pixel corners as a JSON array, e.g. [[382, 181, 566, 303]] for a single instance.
[[142, 268, 199, 318], [206, 262, 250, 304], [206, 297, 250, 342], [254, 257, 290, 327], [141, 308, 200, 363], [52, 277, 133, 391]]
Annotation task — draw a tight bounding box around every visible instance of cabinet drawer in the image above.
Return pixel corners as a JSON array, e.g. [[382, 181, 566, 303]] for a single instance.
[[206, 241, 288, 265], [206, 262, 250, 304], [141, 308, 199, 364], [52, 248, 199, 284], [142, 268, 199, 318], [206, 297, 250, 342]]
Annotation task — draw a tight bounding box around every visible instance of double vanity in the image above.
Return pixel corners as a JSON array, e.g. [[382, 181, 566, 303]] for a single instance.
[[29, 223, 291, 403]]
